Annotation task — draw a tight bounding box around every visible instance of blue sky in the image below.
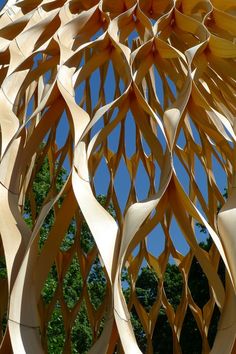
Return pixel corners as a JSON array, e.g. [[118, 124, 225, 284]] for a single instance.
[[0, 0, 5, 9], [0, 0, 227, 261]]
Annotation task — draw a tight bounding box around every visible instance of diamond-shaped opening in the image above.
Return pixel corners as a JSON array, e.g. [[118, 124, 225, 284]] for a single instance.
[[154, 160, 161, 191], [207, 304, 220, 348], [119, 79, 125, 92], [166, 76, 177, 101], [41, 262, 58, 304], [80, 218, 96, 254], [176, 128, 187, 149], [132, 243, 140, 258], [194, 217, 209, 245], [71, 301, 93, 352], [153, 65, 165, 109], [164, 263, 183, 311], [212, 145, 226, 168], [146, 223, 165, 258], [169, 217, 190, 255], [173, 152, 190, 195], [150, 18, 156, 25], [155, 59, 186, 113], [211, 154, 227, 198], [94, 157, 111, 197], [135, 265, 158, 312], [90, 112, 104, 140], [60, 154, 71, 173], [30, 53, 56, 90], [43, 69, 53, 84], [87, 256, 107, 310], [194, 155, 209, 203], [107, 121, 121, 153], [200, 237, 212, 251], [84, 66, 101, 112], [38, 208, 56, 251], [60, 218, 76, 252], [152, 306, 173, 354], [127, 29, 139, 49], [75, 54, 125, 111], [157, 124, 167, 152], [23, 149, 68, 242], [188, 256, 210, 309], [46, 301, 66, 353], [53, 145, 71, 178], [55, 111, 70, 149], [63, 255, 83, 309], [135, 160, 150, 201], [36, 208, 54, 251], [180, 307, 202, 354], [130, 306, 147, 353], [141, 134, 151, 156], [188, 117, 202, 146], [125, 110, 136, 158], [114, 157, 131, 212], [104, 61, 122, 102], [32, 53, 43, 70], [26, 95, 35, 118], [75, 81, 85, 106]]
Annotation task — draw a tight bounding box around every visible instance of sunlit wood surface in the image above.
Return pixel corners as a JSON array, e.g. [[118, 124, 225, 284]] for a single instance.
[[0, 0, 235, 353]]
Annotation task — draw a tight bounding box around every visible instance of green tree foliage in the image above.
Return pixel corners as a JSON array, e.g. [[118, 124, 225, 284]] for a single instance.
[[122, 264, 183, 354], [26, 157, 108, 353], [126, 239, 222, 354], [0, 156, 223, 353]]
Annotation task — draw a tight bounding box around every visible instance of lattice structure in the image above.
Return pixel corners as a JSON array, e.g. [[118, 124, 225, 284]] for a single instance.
[[0, 0, 236, 353]]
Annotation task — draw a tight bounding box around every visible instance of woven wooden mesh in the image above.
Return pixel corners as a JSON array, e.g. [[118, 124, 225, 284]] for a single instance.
[[0, 0, 236, 353]]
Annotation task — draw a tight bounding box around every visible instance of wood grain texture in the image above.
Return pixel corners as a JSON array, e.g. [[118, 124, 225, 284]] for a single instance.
[[0, 0, 235, 353]]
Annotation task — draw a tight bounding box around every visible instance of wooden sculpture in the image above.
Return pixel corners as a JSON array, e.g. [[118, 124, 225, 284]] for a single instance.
[[0, 0, 235, 353]]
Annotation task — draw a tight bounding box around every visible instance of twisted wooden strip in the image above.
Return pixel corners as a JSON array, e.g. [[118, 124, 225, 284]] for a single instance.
[[0, 0, 235, 353]]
